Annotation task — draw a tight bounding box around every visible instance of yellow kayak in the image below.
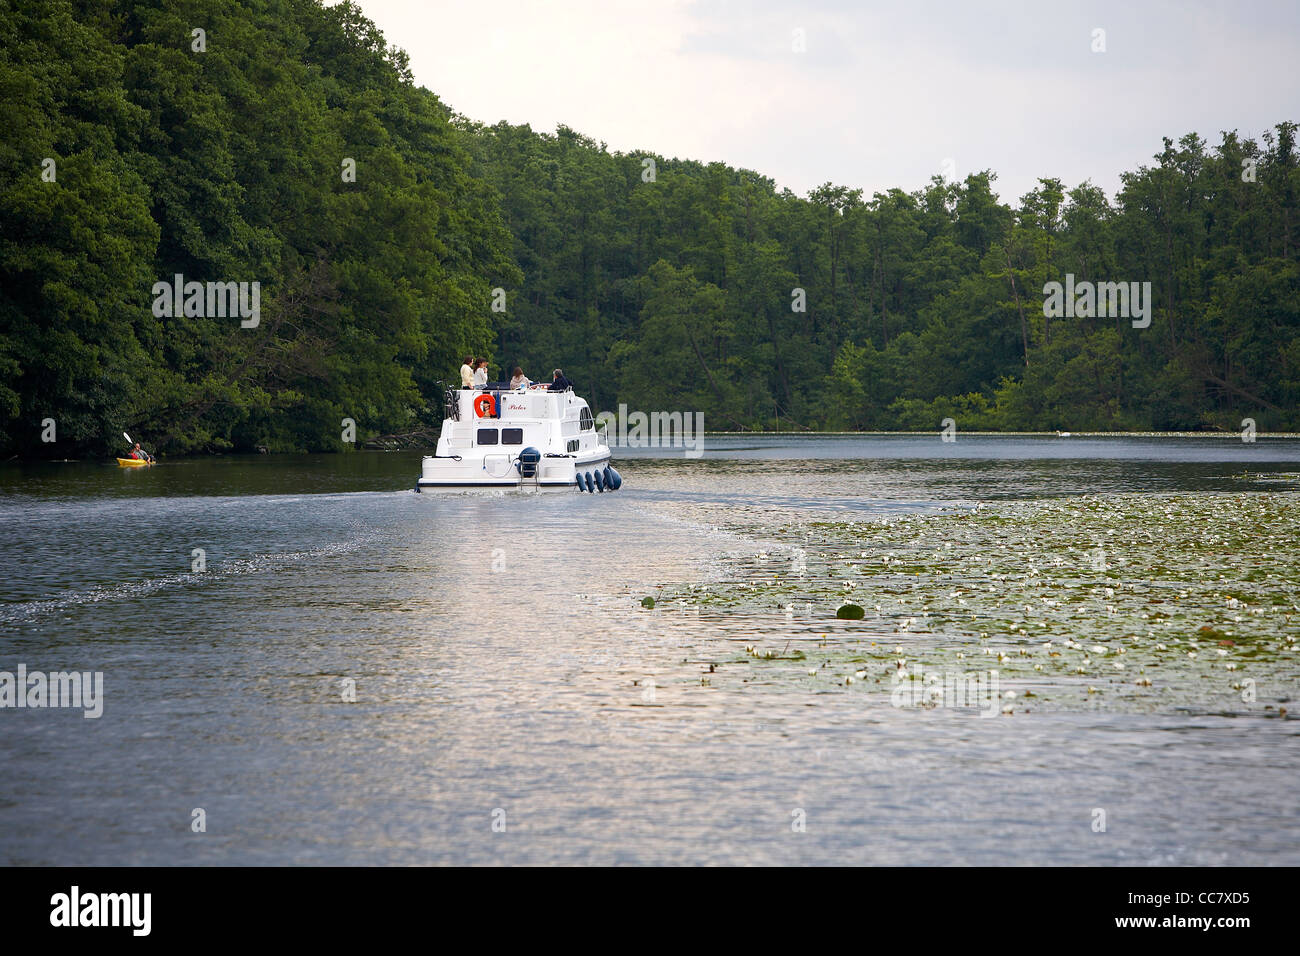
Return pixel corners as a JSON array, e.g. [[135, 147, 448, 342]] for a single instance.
[[116, 457, 153, 467]]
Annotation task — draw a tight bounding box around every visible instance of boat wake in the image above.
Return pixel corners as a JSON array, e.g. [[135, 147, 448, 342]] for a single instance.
[[0, 537, 376, 627]]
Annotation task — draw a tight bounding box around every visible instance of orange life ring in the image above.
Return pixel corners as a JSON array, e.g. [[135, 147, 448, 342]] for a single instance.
[[473, 393, 496, 418]]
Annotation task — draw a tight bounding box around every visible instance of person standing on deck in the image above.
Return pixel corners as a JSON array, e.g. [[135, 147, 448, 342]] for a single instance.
[[472, 359, 489, 388], [459, 356, 474, 389]]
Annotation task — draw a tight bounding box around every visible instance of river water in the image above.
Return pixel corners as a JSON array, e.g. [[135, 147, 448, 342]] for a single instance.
[[1, 435, 1297, 865]]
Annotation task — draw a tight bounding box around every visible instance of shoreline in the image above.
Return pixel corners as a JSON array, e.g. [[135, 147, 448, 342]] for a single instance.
[[6, 430, 1300, 464]]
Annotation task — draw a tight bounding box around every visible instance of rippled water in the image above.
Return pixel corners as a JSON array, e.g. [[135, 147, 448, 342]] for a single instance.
[[1, 435, 1297, 864]]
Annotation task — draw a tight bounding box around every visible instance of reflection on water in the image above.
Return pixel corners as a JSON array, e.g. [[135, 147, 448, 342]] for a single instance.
[[1, 436, 1297, 864]]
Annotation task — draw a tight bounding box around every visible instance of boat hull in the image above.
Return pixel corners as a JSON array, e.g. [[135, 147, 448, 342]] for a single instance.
[[116, 458, 152, 468], [421, 452, 613, 489], [416, 452, 613, 491]]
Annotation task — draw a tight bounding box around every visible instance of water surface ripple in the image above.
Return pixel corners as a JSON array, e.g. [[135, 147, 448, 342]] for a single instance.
[[1, 436, 1297, 864]]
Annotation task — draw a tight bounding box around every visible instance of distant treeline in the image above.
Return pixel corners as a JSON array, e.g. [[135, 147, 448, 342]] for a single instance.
[[1, 0, 515, 457], [468, 121, 1299, 434], [2, 0, 1297, 458]]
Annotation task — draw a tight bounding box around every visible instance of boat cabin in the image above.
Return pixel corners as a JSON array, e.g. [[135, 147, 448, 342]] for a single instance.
[[437, 386, 601, 457]]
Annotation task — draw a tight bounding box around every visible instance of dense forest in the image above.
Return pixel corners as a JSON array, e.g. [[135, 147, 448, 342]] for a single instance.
[[2, 0, 1297, 457]]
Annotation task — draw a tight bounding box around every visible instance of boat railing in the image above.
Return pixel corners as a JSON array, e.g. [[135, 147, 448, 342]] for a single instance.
[[440, 382, 459, 421]]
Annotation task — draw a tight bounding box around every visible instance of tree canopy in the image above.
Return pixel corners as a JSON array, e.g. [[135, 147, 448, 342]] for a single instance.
[[2, 0, 1296, 457]]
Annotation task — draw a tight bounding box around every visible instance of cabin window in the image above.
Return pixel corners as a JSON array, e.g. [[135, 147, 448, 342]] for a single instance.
[[501, 428, 523, 445], [567, 439, 579, 453], [476, 428, 498, 445], [579, 408, 594, 431]]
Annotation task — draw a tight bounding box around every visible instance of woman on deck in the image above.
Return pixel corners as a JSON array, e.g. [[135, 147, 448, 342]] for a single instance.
[[509, 367, 531, 390]]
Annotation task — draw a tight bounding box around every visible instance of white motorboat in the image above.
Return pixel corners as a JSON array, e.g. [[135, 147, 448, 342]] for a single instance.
[[416, 383, 622, 492]]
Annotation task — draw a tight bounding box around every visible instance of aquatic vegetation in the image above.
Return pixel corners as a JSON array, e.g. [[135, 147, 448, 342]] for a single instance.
[[659, 493, 1300, 716]]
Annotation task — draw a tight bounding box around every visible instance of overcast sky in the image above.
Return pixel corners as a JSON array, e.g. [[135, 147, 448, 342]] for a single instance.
[[348, 0, 1300, 205]]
